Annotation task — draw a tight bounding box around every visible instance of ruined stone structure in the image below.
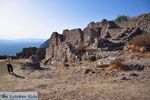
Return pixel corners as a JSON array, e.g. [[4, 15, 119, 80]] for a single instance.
[[17, 47, 46, 60], [45, 13, 150, 64]]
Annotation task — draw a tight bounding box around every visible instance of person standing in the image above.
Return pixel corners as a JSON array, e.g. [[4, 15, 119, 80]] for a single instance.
[[6, 56, 13, 74]]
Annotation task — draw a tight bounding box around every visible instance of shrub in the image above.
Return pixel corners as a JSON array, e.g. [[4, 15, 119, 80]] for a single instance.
[[129, 33, 150, 48], [115, 15, 128, 21]]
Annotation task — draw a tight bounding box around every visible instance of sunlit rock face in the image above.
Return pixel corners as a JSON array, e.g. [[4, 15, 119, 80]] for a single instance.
[[45, 13, 150, 64]]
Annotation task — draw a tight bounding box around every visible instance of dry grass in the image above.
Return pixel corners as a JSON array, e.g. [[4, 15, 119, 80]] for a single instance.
[[106, 63, 127, 71], [129, 33, 150, 48], [0, 62, 150, 100], [95, 64, 108, 68], [106, 58, 128, 71], [128, 45, 141, 52], [0, 60, 6, 65]]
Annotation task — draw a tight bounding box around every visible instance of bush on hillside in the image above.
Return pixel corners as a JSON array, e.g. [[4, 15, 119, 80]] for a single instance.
[[115, 15, 129, 21]]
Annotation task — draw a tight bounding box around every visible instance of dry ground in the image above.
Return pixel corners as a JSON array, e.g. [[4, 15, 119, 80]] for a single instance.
[[0, 59, 150, 100]]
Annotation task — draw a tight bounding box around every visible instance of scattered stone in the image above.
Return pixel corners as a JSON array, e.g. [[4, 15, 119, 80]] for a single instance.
[[130, 73, 138, 76], [120, 76, 128, 80], [89, 56, 96, 61], [124, 46, 129, 51], [22, 62, 41, 70], [63, 63, 69, 67], [83, 69, 95, 74], [140, 47, 150, 52], [129, 55, 134, 60]]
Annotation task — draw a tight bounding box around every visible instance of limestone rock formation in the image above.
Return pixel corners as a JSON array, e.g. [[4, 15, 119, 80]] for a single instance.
[[44, 13, 150, 65]]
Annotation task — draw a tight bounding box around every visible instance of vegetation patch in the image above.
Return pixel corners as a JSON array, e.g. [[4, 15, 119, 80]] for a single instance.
[[115, 15, 129, 21]]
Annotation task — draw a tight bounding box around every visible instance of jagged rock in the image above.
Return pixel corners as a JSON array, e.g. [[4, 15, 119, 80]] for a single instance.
[[104, 32, 111, 38], [20, 55, 41, 70], [107, 21, 120, 29], [114, 27, 143, 42], [130, 73, 138, 76], [44, 13, 150, 65], [63, 29, 83, 45], [16, 47, 46, 61], [16, 47, 37, 58], [29, 55, 39, 63]]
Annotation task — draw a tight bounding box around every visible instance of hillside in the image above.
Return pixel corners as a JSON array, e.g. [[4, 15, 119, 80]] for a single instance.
[[40, 39, 50, 48], [44, 13, 150, 64], [1, 13, 150, 100]]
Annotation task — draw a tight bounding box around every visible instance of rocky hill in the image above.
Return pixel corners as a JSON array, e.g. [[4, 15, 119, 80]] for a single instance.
[[44, 13, 150, 65], [40, 39, 50, 48], [2, 13, 150, 100]]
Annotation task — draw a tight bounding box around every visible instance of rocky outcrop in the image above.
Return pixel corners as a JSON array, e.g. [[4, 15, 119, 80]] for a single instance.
[[45, 13, 150, 65], [16, 47, 37, 58], [16, 47, 46, 60]]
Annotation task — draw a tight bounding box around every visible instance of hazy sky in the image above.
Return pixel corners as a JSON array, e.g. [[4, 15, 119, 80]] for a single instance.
[[0, 0, 149, 39]]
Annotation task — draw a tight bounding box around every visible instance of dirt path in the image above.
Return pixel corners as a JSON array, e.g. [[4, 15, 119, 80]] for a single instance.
[[0, 62, 150, 100]]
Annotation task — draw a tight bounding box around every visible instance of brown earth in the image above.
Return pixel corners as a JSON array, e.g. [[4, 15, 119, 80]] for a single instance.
[[0, 59, 150, 100]]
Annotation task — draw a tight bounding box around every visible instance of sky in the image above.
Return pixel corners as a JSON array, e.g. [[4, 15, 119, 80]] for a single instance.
[[0, 0, 149, 39]]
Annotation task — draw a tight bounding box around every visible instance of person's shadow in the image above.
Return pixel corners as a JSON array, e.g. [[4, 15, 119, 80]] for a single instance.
[[9, 72, 25, 79]]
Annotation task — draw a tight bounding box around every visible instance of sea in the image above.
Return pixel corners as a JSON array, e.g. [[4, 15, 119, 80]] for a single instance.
[[0, 39, 45, 56]]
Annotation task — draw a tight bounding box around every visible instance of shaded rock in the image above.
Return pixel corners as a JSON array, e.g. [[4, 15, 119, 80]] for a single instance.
[[104, 32, 111, 38], [83, 69, 95, 74], [120, 76, 128, 80], [63, 63, 69, 67], [22, 62, 41, 70], [130, 73, 138, 76], [89, 56, 96, 61], [16, 47, 37, 58], [29, 55, 39, 63], [114, 27, 143, 42], [129, 64, 145, 70], [36, 48, 46, 60], [107, 21, 120, 29]]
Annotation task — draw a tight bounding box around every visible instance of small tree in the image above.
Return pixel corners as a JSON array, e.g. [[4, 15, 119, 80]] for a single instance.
[[115, 15, 129, 21]]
